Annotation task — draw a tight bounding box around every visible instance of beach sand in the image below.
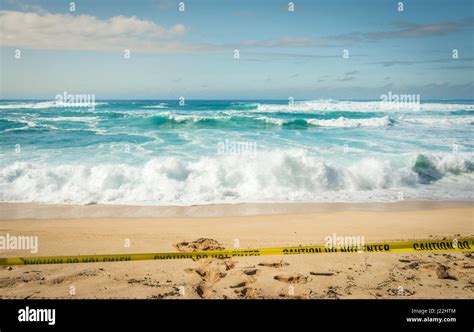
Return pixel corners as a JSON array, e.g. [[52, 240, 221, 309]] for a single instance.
[[0, 201, 472, 299]]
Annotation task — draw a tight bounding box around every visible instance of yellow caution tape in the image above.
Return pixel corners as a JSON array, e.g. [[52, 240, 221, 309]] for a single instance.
[[0, 238, 472, 266]]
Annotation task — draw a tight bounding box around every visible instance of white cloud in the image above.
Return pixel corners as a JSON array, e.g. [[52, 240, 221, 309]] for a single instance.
[[0, 10, 324, 55], [0, 10, 190, 53]]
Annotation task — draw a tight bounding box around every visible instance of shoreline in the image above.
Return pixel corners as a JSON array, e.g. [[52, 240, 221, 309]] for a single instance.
[[0, 200, 472, 220]]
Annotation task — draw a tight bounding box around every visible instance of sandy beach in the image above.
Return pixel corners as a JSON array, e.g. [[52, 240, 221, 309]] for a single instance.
[[0, 201, 472, 299]]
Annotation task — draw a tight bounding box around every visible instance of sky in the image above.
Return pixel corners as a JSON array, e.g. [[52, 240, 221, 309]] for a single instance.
[[0, 0, 473, 99]]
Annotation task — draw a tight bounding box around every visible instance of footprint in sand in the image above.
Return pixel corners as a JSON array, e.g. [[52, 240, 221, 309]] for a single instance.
[[230, 269, 260, 295], [150, 287, 182, 299], [193, 265, 227, 298], [127, 278, 161, 288], [220, 260, 237, 271], [243, 269, 259, 276], [195, 284, 212, 298], [234, 287, 257, 298], [175, 238, 225, 252], [325, 286, 342, 299], [186, 267, 227, 283], [178, 238, 241, 298], [274, 273, 308, 284], [436, 264, 457, 280], [230, 281, 247, 288], [258, 261, 289, 268]]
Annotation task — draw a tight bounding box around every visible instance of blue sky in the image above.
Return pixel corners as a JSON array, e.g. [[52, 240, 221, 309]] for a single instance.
[[0, 0, 473, 99]]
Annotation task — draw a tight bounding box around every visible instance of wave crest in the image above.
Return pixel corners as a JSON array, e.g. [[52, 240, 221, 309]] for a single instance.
[[256, 100, 474, 113], [1, 151, 471, 205]]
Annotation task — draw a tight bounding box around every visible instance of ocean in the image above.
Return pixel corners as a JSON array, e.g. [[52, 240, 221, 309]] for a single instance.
[[0, 99, 473, 205]]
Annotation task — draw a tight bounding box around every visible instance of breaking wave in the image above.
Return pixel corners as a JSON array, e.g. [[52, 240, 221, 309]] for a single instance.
[[1, 151, 472, 205]]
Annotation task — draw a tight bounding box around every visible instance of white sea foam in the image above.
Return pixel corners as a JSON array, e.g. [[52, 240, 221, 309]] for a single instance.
[[255, 100, 474, 113], [399, 116, 474, 126], [253, 116, 392, 127], [143, 104, 168, 109], [157, 112, 226, 122], [0, 102, 56, 109], [255, 116, 288, 125], [2, 116, 99, 132], [1, 118, 39, 132], [307, 116, 392, 127], [0, 101, 107, 109], [121, 111, 217, 122], [1, 151, 472, 205], [168, 114, 206, 122], [37, 116, 100, 122]]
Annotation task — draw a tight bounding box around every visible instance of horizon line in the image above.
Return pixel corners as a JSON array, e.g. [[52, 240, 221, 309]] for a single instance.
[[1, 98, 474, 102]]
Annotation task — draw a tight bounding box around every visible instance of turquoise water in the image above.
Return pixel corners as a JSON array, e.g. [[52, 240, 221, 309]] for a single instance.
[[0, 99, 473, 205]]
